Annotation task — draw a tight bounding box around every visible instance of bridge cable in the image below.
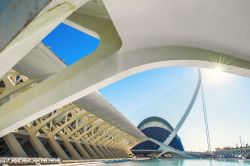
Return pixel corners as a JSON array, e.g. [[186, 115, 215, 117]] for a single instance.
[[200, 72, 212, 152]]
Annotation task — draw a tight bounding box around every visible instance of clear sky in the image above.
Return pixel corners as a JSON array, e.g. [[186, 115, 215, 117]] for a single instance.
[[43, 23, 250, 152], [43, 23, 99, 65], [100, 67, 250, 151]]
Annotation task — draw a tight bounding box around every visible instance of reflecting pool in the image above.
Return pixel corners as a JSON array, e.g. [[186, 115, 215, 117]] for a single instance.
[[104, 159, 250, 166]]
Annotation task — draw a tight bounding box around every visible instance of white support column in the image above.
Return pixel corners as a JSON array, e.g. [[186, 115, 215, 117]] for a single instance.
[[62, 140, 82, 160], [28, 133, 51, 158], [74, 141, 91, 159], [98, 146, 110, 158], [24, 126, 51, 158], [59, 131, 83, 160], [117, 149, 124, 158], [42, 126, 70, 159], [111, 148, 120, 158], [92, 145, 106, 159], [82, 142, 100, 159], [114, 149, 123, 158], [3, 133, 27, 157], [119, 149, 127, 158], [102, 147, 114, 158], [109, 148, 120, 158], [105, 147, 116, 158], [47, 137, 70, 160], [84, 124, 111, 159], [91, 128, 118, 158], [120, 149, 129, 158]]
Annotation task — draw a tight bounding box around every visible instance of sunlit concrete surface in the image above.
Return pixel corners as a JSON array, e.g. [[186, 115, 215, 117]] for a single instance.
[[1, 0, 250, 160]]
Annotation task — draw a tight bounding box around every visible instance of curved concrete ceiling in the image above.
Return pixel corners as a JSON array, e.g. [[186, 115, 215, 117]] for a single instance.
[[103, 0, 250, 61], [14, 44, 145, 140]]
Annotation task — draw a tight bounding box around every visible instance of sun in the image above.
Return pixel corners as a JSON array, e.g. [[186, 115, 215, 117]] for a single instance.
[[201, 63, 229, 85]]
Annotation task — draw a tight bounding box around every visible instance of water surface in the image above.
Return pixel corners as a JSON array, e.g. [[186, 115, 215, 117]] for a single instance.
[[104, 159, 250, 166]]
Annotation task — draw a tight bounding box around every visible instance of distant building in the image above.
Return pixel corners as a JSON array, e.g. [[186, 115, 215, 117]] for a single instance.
[[131, 116, 184, 157]]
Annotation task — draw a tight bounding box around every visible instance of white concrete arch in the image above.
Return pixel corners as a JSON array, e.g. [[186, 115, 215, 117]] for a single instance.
[[115, 46, 250, 78], [1, 46, 250, 137]]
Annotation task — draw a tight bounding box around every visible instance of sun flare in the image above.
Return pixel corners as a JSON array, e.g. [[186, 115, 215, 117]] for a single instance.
[[201, 63, 229, 85]]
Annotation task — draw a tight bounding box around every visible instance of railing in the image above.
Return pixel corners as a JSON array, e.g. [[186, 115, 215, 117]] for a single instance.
[[0, 157, 61, 165]]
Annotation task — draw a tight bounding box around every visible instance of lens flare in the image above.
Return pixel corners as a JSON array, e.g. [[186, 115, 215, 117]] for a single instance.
[[202, 63, 229, 85]]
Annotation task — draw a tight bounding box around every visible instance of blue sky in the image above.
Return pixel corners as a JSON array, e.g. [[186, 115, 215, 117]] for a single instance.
[[43, 23, 99, 65], [100, 68, 250, 151], [43, 23, 250, 151]]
